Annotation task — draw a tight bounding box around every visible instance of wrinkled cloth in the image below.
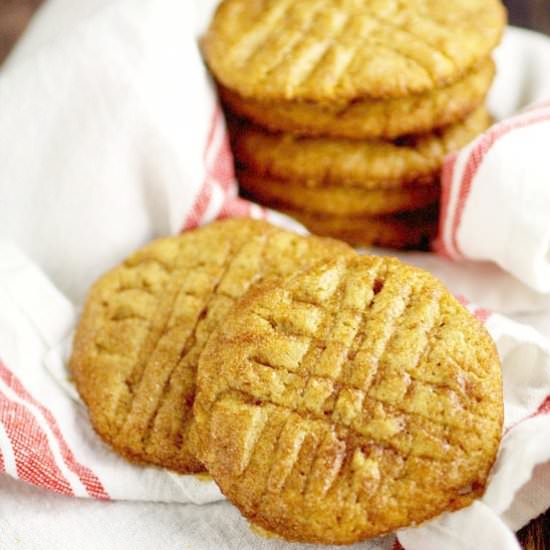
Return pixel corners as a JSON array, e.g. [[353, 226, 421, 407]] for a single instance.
[[1, 0, 550, 548], [434, 27, 550, 293]]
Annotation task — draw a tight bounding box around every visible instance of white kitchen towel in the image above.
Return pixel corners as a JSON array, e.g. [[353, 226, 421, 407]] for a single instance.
[[1, 0, 550, 548], [435, 31, 550, 294], [0, 0, 268, 304]]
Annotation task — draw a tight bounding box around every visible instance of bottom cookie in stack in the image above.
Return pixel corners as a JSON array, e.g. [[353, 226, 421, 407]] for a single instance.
[[239, 173, 439, 249], [283, 206, 438, 250], [232, 107, 490, 249]]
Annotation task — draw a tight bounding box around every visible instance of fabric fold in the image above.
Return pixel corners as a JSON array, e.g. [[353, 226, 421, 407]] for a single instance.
[[1, 0, 550, 547]]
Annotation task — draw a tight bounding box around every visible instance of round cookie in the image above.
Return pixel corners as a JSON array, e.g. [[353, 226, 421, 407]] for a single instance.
[[283, 207, 438, 250], [232, 107, 491, 190], [238, 171, 440, 216], [203, 0, 506, 102], [221, 58, 495, 140], [69, 219, 353, 474], [193, 255, 503, 544]]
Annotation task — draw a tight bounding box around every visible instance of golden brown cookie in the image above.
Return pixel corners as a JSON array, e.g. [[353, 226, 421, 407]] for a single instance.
[[220, 58, 495, 140], [203, 0, 505, 102], [69, 219, 353, 474], [284, 207, 438, 249], [231, 107, 491, 190], [238, 171, 439, 216], [193, 255, 503, 544]]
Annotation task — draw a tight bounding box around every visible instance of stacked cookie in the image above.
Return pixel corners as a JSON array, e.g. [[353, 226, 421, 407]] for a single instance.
[[202, 0, 506, 248], [70, 219, 504, 544]]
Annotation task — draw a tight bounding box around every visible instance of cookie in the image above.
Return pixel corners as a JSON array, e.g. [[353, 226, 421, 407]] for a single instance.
[[238, 171, 439, 216], [69, 219, 353, 474], [193, 255, 503, 544], [203, 0, 505, 102], [284, 207, 438, 249], [220, 58, 495, 140], [231, 107, 490, 190]]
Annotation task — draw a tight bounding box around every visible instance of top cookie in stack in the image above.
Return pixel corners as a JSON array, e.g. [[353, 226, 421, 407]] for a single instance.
[[203, 0, 507, 249]]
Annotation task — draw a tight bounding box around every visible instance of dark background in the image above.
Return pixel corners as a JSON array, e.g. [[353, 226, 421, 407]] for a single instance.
[[0, 0, 548, 547], [504, 0, 550, 34]]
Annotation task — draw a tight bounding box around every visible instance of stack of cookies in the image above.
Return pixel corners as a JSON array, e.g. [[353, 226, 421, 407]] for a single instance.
[[70, 219, 504, 545], [202, 0, 506, 249]]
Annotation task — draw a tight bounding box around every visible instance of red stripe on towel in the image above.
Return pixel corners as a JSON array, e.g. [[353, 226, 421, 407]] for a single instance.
[[182, 108, 222, 230], [0, 389, 73, 496], [0, 361, 109, 499], [433, 152, 458, 257], [534, 395, 550, 417], [449, 112, 550, 258]]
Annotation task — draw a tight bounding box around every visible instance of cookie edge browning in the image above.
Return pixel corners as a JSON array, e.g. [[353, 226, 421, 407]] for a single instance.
[[230, 107, 491, 190], [282, 206, 439, 250], [238, 171, 440, 216], [69, 228, 224, 472], [220, 58, 495, 140], [68, 236, 188, 468], [193, 256, 504, 543], [69, 218, 354, 474]]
